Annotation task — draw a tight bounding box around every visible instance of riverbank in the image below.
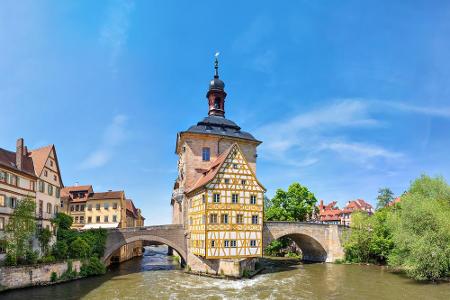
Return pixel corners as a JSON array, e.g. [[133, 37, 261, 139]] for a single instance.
[[0, 260, 81, 292]]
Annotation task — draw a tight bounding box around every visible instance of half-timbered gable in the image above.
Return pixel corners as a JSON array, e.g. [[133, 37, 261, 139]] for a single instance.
[[187, 143, 265, 259]]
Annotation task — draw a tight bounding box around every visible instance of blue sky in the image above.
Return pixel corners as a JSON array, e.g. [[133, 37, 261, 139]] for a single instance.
[[1, 1, 450, 225]]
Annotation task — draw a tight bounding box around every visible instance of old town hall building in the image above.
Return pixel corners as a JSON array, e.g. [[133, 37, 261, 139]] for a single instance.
[[171, 57, 265, 276]]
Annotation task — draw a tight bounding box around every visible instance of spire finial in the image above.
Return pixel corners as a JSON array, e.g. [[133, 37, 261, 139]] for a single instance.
[[214, 52, 220, 78]]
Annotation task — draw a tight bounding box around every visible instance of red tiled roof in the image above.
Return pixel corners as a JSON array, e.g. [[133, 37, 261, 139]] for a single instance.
[[29, 145, 53, 177], [186, 144, 234, 194], [126, 199, 138, 218], [387, 197, 401, 207], [61, 185, 94, 197], [89, 191, 123, 200]]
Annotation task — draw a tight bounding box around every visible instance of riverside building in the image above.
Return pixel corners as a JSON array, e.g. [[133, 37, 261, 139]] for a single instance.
[[171, 57, 265, 276], [61, 185, 145, 263], [0, 138, 63, 260]]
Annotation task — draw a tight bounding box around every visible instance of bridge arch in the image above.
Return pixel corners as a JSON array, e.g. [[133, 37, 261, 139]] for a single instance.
[[103, 225, 187, 265], [263, 222, 345, 262]]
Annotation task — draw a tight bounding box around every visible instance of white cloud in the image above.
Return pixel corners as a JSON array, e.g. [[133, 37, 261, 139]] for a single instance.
[[80, 114, 128, 169], [256, 99, 400, 168], [99, 0, 134, 74], [383, 101, 450, 118]]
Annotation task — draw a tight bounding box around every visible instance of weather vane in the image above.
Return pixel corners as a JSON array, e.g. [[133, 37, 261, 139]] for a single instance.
[[214, 52, 220, 78]]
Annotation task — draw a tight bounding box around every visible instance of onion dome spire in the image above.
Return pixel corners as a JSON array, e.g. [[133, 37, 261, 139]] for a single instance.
[[206, 52, 227, 117]]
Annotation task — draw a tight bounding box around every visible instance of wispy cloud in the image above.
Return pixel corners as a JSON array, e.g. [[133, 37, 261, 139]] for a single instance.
[[383, 101, 450, 118], [99, 0, 134, 74], [256, 99, 400, 168], [80, 115, 128, 169]]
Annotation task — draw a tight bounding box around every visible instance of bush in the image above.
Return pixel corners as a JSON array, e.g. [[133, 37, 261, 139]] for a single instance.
[[24, 249, 38, 265], [52, 240, 69, 259], [4, 253, 17, 266], [50, 272, 58, 282], [40, 255, 56, 263], [69, 237, 90, 259], [60, 260, 78, 281], [37, 228, 52, 256], [80, 257, 106, 277]]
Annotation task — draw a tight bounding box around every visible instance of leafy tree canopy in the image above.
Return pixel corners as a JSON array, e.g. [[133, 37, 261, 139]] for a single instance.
[[52, 212, 73, 230], [265, 182, 317, 222], [376, 187, 394, 209]]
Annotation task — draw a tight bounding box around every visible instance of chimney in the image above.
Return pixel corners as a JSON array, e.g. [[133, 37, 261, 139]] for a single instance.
[[75, 182, 79, 187], [320, 199, 324, 209], [16, 138, 24, 170]]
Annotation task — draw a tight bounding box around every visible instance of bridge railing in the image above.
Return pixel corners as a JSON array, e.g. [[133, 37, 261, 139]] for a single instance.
[[108, 224, 184, 232]]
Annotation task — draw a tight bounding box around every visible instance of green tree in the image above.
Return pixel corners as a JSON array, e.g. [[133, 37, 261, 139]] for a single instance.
[[69, 237, 90, 259], [37, 228, 52, 256], [52, 212, 73, 230], [5, 197, 36, 265], [265, 183, 317, 221], [388, 175, 450, 281], [376, 187, 394, 209], [79, 257, 106, 277], [52, 240, 69, 259]]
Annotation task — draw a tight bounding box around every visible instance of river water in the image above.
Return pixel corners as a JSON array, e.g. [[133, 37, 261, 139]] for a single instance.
[[1, 246, 449, 300]]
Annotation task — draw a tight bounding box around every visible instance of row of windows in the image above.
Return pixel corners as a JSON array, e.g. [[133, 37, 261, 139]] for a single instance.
[[38, 180, 60, 198], [191, 214, 259, 225], [70, 202, 118, 212], [74, 215, 118, 224], [43, 169, 58, 182], [223, 178, 248, 185], [209, 193, 257, 204], [38, 200, 58, 215], [210, 239, 257, 248], [0, 194, 17, 208]]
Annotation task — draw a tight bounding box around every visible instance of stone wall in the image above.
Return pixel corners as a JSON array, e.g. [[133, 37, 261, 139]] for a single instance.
[[0, 260, 81, 291], [187, 252, 257, 278]]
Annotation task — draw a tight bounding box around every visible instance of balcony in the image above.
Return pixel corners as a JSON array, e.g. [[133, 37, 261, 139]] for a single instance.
[[171, 188, 185, 203]]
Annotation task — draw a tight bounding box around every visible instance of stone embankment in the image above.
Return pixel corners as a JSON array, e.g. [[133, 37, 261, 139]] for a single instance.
[[0, 260, 81, 291]]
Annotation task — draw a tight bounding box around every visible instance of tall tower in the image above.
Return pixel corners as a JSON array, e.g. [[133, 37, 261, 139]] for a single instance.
[[171, 55, 265, 277], [171, 55, 262, 226]]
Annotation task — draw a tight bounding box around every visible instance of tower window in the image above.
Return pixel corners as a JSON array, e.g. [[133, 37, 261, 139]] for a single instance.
[[250, 195, 257, 205], [250, 240, 257, 247], [209, 214, 218, 224], [211, 240, 215, 248], [214, 97, 221, 109], [202, 147, 210, 161], [232, 194, 239, 204]]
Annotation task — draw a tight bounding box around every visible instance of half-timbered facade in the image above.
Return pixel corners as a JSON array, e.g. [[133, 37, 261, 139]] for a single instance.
[[187, 144, 265, 259]]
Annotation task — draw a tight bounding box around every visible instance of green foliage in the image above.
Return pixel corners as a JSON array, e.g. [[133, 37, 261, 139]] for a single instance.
[[265, 182, 317, 221], [50, 272, 58, 282], [37, 228, 52, 256], [60, 260, 78, 281], [343, 210, 393, 264], [5, 197, 36, 265], [52, 240, 69, 259], [388, 175, 450, 281], [52, 213, 73, 230], [24, 249, 39, 265], [265, 237, 290, 256], [79, 229, 107, 257], [79, 257, 106, 277], [376, 187, 395, 209], [40, 255, 56, 263], [69, 237, 90, 259], [344, 175, 450, 281]]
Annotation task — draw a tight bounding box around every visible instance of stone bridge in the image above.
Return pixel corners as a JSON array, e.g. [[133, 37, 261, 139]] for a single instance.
[[103, 222, 345, 264], [103, 224, 187, 264], [263, 221, 346, 262]]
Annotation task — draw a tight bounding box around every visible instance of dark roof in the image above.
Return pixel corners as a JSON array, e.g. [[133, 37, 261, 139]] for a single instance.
[[0, 148, 36, 177], [183, 116, 260, 143]]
